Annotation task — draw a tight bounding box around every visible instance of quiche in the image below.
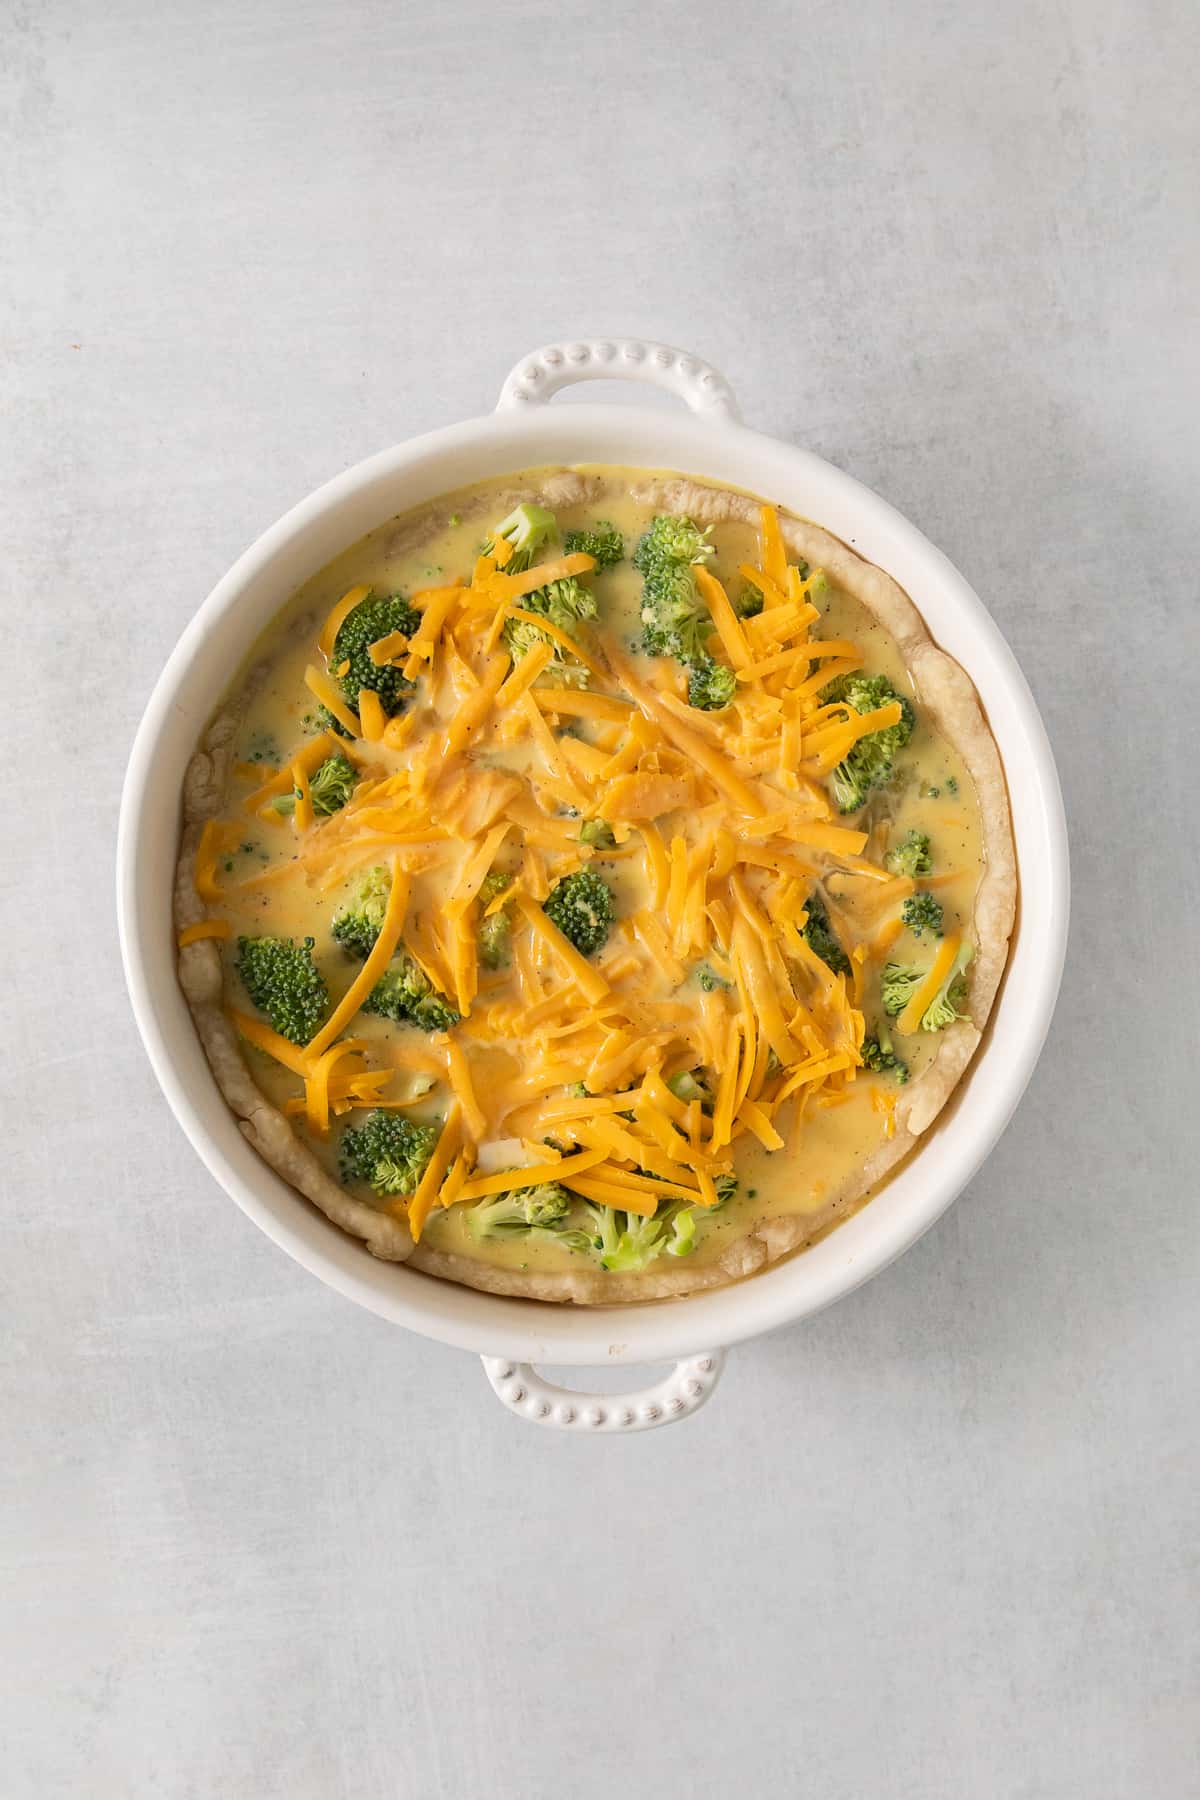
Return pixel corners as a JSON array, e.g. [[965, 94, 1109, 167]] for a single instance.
[[176, 467, 1016, 1302]]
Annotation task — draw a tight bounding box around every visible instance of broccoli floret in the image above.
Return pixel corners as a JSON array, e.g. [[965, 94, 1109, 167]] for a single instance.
[[881, 944, 972, 1030], [667, 1069, 710, 1105], [483, 502, 556, 573], [861, 1026, 909, 1084], [503, 615, 587, 685], [477, 912, 510, 969], [802, 894, 851, 978], [581, 1200, 702, 1270], [693, 961, 729, 991], [331, 590, 420, 718], [902, 892, 944, 939], [737, 558, 810, 619], [339, 1111, 438, 1197], [920, 942, 974, 1031], [886, 830, 932, 878], [666, 1209, 698, 1257], [527, 575, 596, 630], [309, 705, 349, 741], [634, 515, 714, 572], [565, 1080, 589, 1098], [464, 1181, 595, 1253], [332, 869, 459, 1027], [687, 656, 737, 711], [579, 817, 617, 851], [364, 951, 460, 1031], [331, 866, 391, 960], [236, 935, 328, 1045], [465, 1182, 570, 1239], [633, 514, 715, 663], [823, 673, 916, 813], [477, 869, 514, 971], [274, 751, 355, 816], [583, 1204, 666, 1272], [881, 962, 924, 1017], [543, 870, 614, 956], [308, 752, 358, 816], [590, 1182, 725, 1253], [562, 521, 623, 567], [502, 574, 597, 686], [641, 576, 711, 663]]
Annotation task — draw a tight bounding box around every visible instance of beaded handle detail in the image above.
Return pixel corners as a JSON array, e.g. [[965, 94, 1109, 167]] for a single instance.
[[480, 1352, 726, 1432], [496, 338, 741, 421]]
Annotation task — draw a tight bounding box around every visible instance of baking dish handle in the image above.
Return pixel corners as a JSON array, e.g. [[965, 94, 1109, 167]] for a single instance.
[[496, 339, 742, 422], [480, 1350, 725, 1432]]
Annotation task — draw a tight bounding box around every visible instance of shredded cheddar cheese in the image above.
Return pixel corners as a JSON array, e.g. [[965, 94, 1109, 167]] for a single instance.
[[318, 585, 371, 657], [178, 918, 232, 947], [897, 934, 961, 1036], [199, 477, 981, 1280], [303, 665, 361, 738], [307, 861, 411, 1059]]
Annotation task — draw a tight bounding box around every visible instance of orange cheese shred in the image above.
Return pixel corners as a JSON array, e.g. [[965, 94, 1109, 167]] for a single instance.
[[514, 893, 610, 1006], [870, 915, 905, 960], [406, 1103, 464, 1241], [227, 1009, 313, 1077], [495, 639, 553, 710], [303, 665, 361, 738], [533, 688, 634, 724], [193, 820, 229, 902], [444, 652, 509, 754], [304, 1038, 368, 1139], [693, 566, 751, 670], [504, 606, 605, 680], [897, 934, 961, 1036], [607, 650, 765, 818], [456, 1146, 607, 1203], [445, 1039, 487, 1144], [562, 1174, 659, 1217], [178, 918, 232, 947], [640, 824, 670, 911], [242, 732, 343, 815], [357, 688, 387, 742], [401, 586, 463, 681], [291, 760, 314, 832], [736, 1096, 784, 1151], [759, 505, 788, 590], [367, 629, 410, 667], [306, 861, 411, 1058], [489, 551, 597, 602], [318, 584, 370, 657]]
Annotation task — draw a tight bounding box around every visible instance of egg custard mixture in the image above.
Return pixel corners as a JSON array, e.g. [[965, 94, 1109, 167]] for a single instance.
[[177, 467, 1016, 1303]]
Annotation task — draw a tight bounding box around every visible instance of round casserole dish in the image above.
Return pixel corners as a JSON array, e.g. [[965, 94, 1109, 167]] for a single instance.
[[117, 339, 1069, 1433]]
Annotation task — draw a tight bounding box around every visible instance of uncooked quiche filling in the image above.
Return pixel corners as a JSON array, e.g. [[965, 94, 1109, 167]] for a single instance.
[[177, 466, 1014, 1302]]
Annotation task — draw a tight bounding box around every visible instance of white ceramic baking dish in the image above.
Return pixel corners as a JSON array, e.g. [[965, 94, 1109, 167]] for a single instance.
[[117, 338, 1069, 1433]]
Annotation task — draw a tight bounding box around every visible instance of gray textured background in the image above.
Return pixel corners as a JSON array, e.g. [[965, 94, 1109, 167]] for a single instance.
[[4, 1, 1198, 1795]]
